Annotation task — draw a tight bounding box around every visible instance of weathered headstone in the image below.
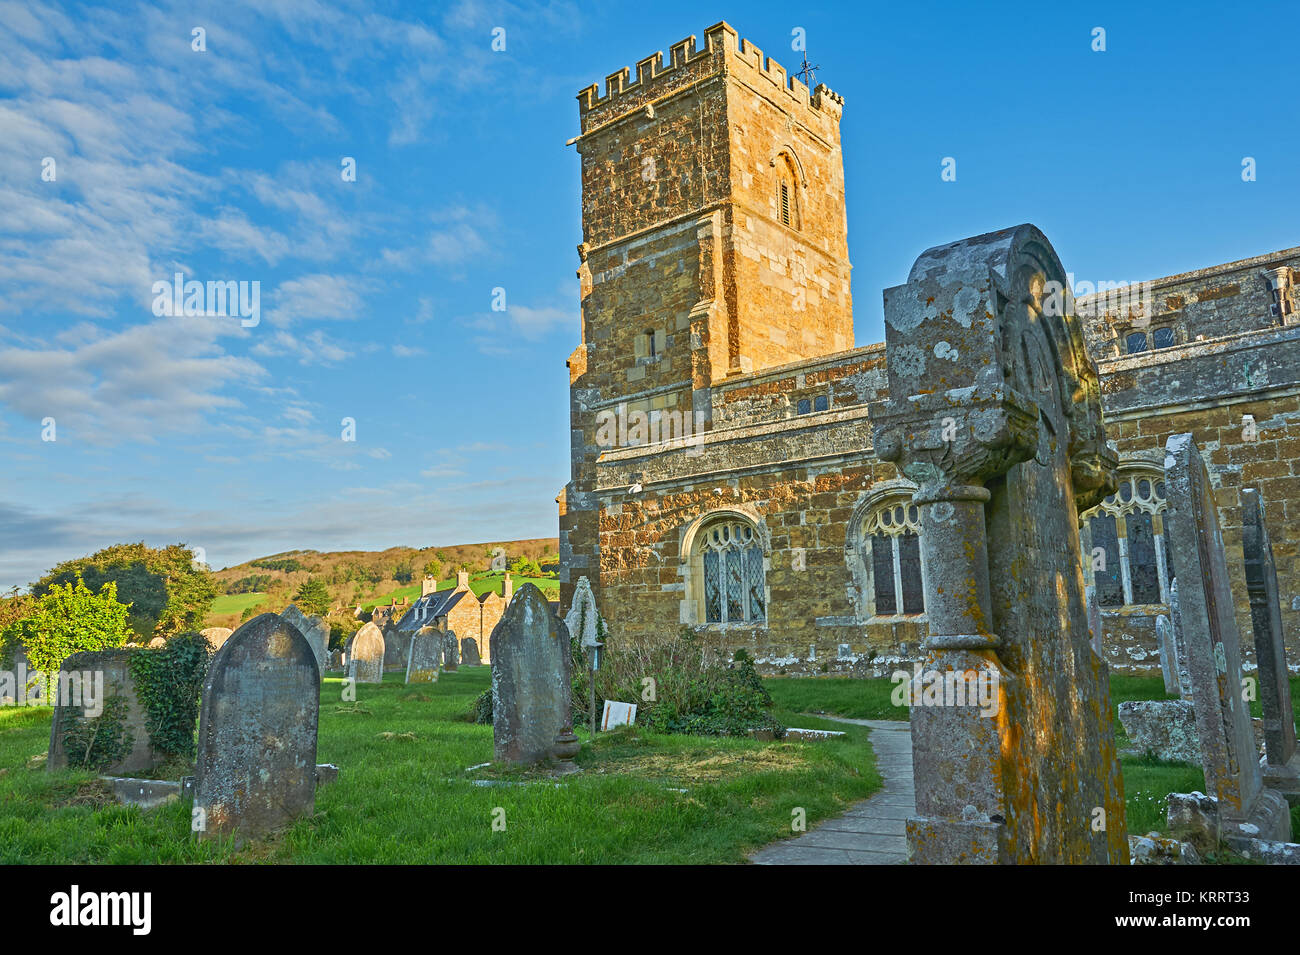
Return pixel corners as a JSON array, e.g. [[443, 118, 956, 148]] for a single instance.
[[442, 631, 459, 672], [1241, 487, 1300, 790], [200, 627, 234, 652], [384, 628, 412, 671], [491, 583, 573, 764], [870, 224, 1128, 863], [406, 628, 440, 684], [280, 605, 328, 678], [1163, 435, 1290, 842], [461, 637, 481, 666], [347, 622, 384, 685], [1118, 699, 1200, 763], [47, 648, 163, 775], [1156, 614, 1179, 695], [193, 613, 320, 842]]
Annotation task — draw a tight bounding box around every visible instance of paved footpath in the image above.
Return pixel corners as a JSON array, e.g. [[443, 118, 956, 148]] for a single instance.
[[749, 718, 914, 865]]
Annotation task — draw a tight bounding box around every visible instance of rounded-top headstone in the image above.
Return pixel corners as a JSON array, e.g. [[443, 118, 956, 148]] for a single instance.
[[200, 627, 234, 651], [193, 612, 320, 841], [348, 622, 385, 684]]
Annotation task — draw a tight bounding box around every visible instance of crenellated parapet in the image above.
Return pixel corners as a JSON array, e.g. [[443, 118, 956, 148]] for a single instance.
[[576, 21, 843, 135]]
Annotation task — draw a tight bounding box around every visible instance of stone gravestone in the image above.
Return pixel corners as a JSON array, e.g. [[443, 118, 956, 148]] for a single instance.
[[870, 224, 1128, 863], [1241, 487, 1300, 790], [193, 613, 320, 842], [1156, 614, 1179, 695], [491, 583, 573, 764], [47, 648, 163, 775], [347, 622, 384, 685], [384, 628, 412, 672], [280, 605, 328, 678], [461, 637, 481, 667], [406, 628, 440, 684], [1163, 435, 1290, 842], [442, 631, 459, 672], [200, 627, 234, 652]]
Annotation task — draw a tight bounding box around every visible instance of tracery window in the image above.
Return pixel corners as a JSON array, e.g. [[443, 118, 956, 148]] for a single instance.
[[862, 500, 925, 617], [698, 519, 765, 624], [1081, 472, 1172, 608]]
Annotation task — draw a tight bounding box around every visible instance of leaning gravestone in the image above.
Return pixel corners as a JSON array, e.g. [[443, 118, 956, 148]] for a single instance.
[[47, 648, 162, 775], [870, 224, 1128, 863], [461, 637, 481, 667], [347, 623, 384, 685], [406, 628, 440, 684], [1163, 436, 1290, 842], [442, 631, 459, 672], [384, 628, 412, 672], [491, 584, 573, 764], [1241, 487, 1300, 790], [280, 605, 328, 679], [193, 613, 320, 842]]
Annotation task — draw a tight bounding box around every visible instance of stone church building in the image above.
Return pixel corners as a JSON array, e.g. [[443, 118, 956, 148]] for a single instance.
[[558, 21, 1300, 674]]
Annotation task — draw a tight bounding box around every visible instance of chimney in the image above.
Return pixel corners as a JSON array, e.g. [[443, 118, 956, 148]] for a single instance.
[[503, 571, 513, 603], [422, 574, 437, 597], [456, 569, 470, 591]]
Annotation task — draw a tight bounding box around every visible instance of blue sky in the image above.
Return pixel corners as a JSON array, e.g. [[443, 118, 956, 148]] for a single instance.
[[1, 0, 1296, 590]]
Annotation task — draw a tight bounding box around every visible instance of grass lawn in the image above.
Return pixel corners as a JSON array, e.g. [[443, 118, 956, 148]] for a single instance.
[[765, 675, 906, 721], [207, 592, 270, 618], [0, 668, 879, 864]]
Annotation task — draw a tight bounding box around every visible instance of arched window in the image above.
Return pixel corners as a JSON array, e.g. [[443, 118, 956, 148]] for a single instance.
[[644, 327, 656, 359], [1080, 471, 1172, 608], [772, 151, 801, 231], [695, 518, 765, 624], [861, 499, 924, 617]]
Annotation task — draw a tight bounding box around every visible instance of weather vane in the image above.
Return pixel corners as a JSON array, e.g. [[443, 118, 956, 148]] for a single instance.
[[795, 47, 820, 89]]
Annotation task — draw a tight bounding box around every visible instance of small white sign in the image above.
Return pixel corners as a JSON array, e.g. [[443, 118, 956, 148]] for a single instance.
[[601, 700, 637, 730]]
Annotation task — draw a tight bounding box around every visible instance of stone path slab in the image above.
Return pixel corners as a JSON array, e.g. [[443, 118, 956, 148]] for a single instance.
[[749, 718, 914, 865]]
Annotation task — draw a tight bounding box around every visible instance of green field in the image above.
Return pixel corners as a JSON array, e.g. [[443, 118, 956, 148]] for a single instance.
[[0, 668, 878, 864], [207, 592, 270, 617]]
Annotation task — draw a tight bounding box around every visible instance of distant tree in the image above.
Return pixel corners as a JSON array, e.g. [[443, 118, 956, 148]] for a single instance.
[[33, 543, 216, 640], [394, 561, 414, 585], [4, 578, 130, 692], [294, 577, 332, 616], [422, 556, 443, 580], [240, 605, 257, 622]]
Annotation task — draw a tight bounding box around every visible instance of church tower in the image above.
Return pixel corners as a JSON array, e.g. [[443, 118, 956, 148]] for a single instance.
[[561, 22, 853, 608]]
